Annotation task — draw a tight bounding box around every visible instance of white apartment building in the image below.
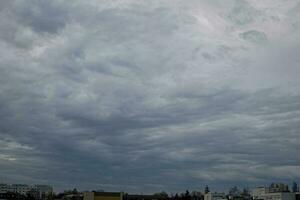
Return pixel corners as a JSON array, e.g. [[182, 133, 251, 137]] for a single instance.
[[252, 185, 296, 200], [33, 184, 53, 199], [0, 184, 30, 195], [252, 187, 268, 199], [11, 184, 31, 195], [204, 192, 227, 200], [0, 184, 10, 193], [261, 193, 295, 200], [0, 183, 52, 198]]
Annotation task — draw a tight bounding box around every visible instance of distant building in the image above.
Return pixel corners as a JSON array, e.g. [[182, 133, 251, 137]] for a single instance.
[[229, 187, 241, 197], [0, 183, 52, 200], [0, 192, 20, 200], [0, 184, 10, 193], [0, 184, 30, 195], [252, 187, 268, 200], [84, 191, 123, 200], [260, 192, 295, 200], [269, 184, 289, 193], [64, 193, 84, 200], [204, 192, 226, 200], [252, 184, 294, 200], [33, 185, 53, 200], [11, 184, 31, 195]]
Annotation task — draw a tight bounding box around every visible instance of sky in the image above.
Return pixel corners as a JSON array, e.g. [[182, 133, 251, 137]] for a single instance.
[[1, 0, 300, 194]]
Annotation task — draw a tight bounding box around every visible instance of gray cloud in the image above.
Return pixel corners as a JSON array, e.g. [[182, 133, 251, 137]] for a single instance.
[[0, 0, 300, 194]]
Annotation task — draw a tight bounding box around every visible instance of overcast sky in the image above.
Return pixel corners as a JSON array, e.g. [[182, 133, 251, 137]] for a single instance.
[[1, 0, 300, 193]]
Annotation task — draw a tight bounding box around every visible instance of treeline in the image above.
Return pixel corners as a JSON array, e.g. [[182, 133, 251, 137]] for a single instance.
[[123, 190, 203, 200], [156, 190, 203, 200]]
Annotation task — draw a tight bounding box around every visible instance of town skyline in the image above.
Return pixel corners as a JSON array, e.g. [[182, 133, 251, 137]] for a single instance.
[[0, 181, 299, 194], [1, 181, 300, 200]]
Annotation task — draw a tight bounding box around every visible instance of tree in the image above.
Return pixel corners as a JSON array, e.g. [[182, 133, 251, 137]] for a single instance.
[[242, 188, 250, 196], [293, 182, 299, 193], [154, 191, 169, 200], [25, 192, 35, 200], [72, 188, 78, 194], [204, 186, 210, 194], [184, 190, 191, 200], [191, 191, 197, 200], [229, 186, 240, 196], [46, 192, 54, 200], [174, 193, 179, 200]]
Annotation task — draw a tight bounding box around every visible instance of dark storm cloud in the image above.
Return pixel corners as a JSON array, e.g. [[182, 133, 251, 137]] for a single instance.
[[1, 0, 300, 193]]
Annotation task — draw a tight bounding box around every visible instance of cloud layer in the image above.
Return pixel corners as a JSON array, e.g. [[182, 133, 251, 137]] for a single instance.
[[1, 0, 300, 193]]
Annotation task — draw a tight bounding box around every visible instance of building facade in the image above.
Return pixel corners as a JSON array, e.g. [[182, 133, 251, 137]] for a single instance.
[[34, 185, 53, 196], [0, 184, 9, 193], [295, 193, 300, 200], [261, 193, 295, 200], [252, 187, 268, 199], [0, 183, 52, 199], [0, 184, 31, 195], [204, 192, 226, 200], [269, 184, 289, 193], [11, 184, 31, 195]]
